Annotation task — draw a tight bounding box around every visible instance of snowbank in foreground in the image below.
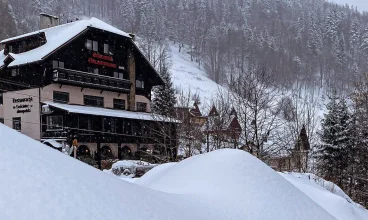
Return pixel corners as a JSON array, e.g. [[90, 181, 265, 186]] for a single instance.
[[280, 173, 368, 220], [136, 150, 337, 220], [0, 124, 220, 220], [0, 123, 347, 220]]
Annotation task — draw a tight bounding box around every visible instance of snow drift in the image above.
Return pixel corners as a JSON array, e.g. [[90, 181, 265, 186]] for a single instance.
[[136, 150, 337, 220], [0, 124, 221, 220]]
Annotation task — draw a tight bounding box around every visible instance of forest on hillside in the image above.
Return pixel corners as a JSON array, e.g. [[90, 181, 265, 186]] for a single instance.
[[2, 0, 368, 93]]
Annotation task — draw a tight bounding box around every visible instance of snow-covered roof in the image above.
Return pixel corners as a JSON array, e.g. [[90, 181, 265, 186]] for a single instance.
[[41, 139, 62, 149], [44, 101, 179, 123], [0, 50, 5, 67], [1, 17, 131, 67]]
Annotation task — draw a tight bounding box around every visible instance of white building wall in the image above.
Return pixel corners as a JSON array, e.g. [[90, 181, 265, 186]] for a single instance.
[[2, 88, 41, 140]]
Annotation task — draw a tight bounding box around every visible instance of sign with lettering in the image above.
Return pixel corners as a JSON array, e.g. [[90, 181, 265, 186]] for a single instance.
[[88, 52, 116, 68], [88, 57, 117, 68], [92, 52, 113, 62], [13, 97, 33, 114]]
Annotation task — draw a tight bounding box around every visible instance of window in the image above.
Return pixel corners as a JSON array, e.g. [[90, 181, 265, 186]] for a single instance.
[[103, 117, 116, 133], [0, 118, 4, 124], [113, 99, 126, 110], [53, 91, 69, 103], [86, 39, 98, 51], [79, 116, 91, 130], [84, 95, 104, 107], [11, 68, 19, 77], [137, 102, 147, 112], [52, 60, 65, 69], [114, 72, 125, 79], [124, 121, 132, 135], [0, 93, 3, 105], [9, 45, 12, 53], [104, 43, 109, 54], [136, 80, 145, 89], [46, 115, 63, 130], [86, 39, 92, 50], [93, 41, 98, 51], [12, 117, 21, 131], [88, 67, 99, 74], [103, 43, 114, 55]]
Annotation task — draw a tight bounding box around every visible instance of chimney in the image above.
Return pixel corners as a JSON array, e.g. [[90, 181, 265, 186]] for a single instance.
[[39, 13, 59, 30]]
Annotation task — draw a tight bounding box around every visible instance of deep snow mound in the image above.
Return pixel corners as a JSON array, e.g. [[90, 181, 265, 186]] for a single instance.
[[136, 150, 337, 220], [0, 124, 222, 220]]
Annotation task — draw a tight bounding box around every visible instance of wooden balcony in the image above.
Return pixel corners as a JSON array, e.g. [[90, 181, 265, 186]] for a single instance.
[[52, 68, 131, 93]]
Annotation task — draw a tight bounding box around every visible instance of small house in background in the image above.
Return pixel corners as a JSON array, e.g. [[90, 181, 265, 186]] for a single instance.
[[291, 125, 310, 172], [175, 101, 206, 126], [268, 125, 310, 172], [203, 105, 242, 148]]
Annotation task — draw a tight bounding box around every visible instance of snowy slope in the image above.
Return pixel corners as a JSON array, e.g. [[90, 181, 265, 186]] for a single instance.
[[170, 43, 227, 108], [136, 149, 337, 220], [280, 173, 368, 220]]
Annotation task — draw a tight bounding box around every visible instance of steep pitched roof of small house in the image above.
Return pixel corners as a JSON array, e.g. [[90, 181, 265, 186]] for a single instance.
[[0, 17, 131, 68], [294, 125, 310, 151], [189, 102, 202, 117], [208, 105, 219, 117]]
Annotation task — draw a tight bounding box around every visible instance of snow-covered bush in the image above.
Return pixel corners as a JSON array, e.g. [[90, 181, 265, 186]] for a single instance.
[[107, 160, 156, 178]]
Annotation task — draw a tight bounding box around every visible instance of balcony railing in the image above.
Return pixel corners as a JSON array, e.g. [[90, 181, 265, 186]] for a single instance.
[[52, 68, 131, 92]]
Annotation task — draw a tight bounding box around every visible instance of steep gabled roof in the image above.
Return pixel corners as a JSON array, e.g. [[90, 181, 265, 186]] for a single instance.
[[294, 125, 310, 151], [0, 17, 131, 68], [208, 105, 219, 117], [189, 102, 202, 117]]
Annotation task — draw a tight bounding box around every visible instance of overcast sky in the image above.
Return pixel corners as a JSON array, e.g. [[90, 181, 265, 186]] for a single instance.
[[329, 0, 368, 12]]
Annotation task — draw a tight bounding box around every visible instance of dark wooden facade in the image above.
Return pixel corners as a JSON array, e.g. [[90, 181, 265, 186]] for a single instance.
[[0, 27, 162, 98], [0, 20, 177, 165]]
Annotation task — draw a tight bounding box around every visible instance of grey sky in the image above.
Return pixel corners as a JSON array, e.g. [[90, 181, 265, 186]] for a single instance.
[[329, 0, 368, 12]]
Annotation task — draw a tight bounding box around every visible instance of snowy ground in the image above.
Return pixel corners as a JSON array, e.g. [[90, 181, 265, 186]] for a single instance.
[[2, 124, 361, 219], [281, 173, 368, 220]]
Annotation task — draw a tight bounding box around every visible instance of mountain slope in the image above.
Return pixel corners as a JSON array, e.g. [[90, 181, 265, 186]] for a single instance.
[[170, 42, 227, 108]]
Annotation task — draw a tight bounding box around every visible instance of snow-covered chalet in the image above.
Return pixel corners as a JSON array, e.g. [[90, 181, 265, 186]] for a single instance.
[[0, 14, 178, 165]]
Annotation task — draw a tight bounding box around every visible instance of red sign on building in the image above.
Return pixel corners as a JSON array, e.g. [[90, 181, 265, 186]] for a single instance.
[[88, 53, 117, 68]]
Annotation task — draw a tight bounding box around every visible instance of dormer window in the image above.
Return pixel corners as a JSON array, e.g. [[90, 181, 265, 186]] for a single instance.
[[8, 45, 13, 53]]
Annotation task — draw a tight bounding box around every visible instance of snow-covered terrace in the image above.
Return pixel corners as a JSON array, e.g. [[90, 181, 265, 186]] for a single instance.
[[44, 101, 179, 123]]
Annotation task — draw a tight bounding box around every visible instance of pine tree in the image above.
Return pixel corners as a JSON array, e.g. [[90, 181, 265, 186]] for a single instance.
[[152, 66, 177, 118], [360, 25, 368, 57], [317, 93, 351, 186]]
